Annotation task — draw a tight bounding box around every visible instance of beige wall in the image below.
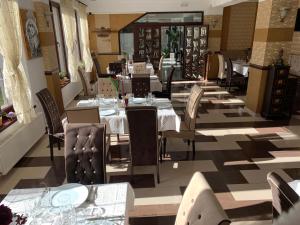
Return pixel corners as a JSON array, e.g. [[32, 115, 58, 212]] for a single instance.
[[221, 2, 258, 51]]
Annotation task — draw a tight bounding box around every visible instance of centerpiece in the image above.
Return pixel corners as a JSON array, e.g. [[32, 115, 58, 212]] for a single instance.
[[0, 204, 27, 225]]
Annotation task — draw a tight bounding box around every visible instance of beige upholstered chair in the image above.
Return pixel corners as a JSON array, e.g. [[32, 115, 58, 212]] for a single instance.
[[78, 67, 97, 97], [66, 107, 100, 124], [162, 85, 204, 160], [157, 55, 165, 81], [175, 172, 230, 225], [217, 53, 226, 82], [133, 62, 147, 74], [98, 77, 117, 98]]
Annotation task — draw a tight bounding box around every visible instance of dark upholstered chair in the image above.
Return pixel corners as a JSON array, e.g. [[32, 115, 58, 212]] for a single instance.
[[36, 88, 64, 161], [66, 107, 100, 124], [91, 52, 101, 76], [162, 85, 204, 160], [126, 106, 161, 183], [225, 56, 246, 92], [65, 123, 107, 184], [175, 172, 230, 225], [267, 172, 299, 220], [78, 67, 97, 97], [153, 66, 175, 99], [131, 76, 150, 98]]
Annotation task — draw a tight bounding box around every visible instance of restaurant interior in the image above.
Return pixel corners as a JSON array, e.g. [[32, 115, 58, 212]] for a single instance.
[[1, 0, 300, 224]]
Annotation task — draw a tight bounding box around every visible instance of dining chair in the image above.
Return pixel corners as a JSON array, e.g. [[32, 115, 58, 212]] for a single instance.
[[175, 172, 230, 225], [153, 66, 175, 99], [98, 77, 118, 98], [36, 88, 64, 161], [91, 52, 101, 76], [66, 107, 100, 123], [131, 75, 150, 98], [125, 106, 161, 184], [65, 123, 107, 184], [157, 55, 165, 81], [162, 85, 204, 160], [267, 172, 299, 220], [217, 53, 226, 83], [225, 56, 246, 92], [65, 107, 111, 159], [78, 67, 97, 97], [133, 62, 147, 74]]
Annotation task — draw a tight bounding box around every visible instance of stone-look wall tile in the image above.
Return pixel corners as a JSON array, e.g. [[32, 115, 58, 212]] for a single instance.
[[42, 46, 59, 71], [34, 2, 54, 33], [255, 0, 272, 29], [268, 0, 298, 29], [226, 2, 257, 50], [204, 15, 223, 31], [208, 38, 221, 52], [291, 32, 300, 55], [34, 2, 58, 71], [251, 41, 267, 66], [264, 41, 291, 66]]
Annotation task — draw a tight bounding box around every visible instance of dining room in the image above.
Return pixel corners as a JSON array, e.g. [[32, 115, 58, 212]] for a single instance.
[[1, 0, 300, 225]]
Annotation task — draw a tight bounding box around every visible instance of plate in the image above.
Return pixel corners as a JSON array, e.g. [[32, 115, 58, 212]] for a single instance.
[[156, 103, 172, 109], [51, 183, 88, 207], [103, 99, 115, 105], [132, 98, 146, 104], [100, 109, 116, 116]]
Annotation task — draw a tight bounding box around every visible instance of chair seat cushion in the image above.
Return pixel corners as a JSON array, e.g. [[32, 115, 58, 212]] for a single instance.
[[162, 122, 194, 139]]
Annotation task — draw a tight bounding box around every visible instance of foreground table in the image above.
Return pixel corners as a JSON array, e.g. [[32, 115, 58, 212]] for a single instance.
[[1, 183, 134, 225], [77, 98, 181, 134]]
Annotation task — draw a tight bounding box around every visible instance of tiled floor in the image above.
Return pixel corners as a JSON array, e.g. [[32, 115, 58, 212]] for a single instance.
[[1, 81, 300, 224]]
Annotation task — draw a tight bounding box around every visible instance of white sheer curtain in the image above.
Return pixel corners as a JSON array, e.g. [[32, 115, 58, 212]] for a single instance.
[[78, 3, 93, 72], [61, 0, 79, 82], [0, 0, 36, 124]]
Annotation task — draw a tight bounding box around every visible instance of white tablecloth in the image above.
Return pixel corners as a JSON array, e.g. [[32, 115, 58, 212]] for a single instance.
[[1, 183, 134, 225], [232, 60, 249, 77], [77, 98, 181, 134]]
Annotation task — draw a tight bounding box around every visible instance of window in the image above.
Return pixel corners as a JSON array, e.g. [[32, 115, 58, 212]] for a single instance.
[[0, 54, 11, 108]]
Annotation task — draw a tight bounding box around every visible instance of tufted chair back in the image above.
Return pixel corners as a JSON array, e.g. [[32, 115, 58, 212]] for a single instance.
[[65, 123, 106, 184], [66, 107, 100, 124], [217, 54, 226, 80], [126, 106, 158, 166], [98, 77, 117, 98], [184, 85, 204, 130], [132, 76, 150, 98], [36, 88, 63, 135], [175, 172, 230, 225], [133, 62, 147, 74], [267, 172, 299, 219]]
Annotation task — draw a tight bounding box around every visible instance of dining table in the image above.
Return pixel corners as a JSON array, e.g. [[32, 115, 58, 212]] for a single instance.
[[232, 60, 249, 77], [76, 97, 181, 135], [106, 63, 155, 76], [1, 182, 135, 225]]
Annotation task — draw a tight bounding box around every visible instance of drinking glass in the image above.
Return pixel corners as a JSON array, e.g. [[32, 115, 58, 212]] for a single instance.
[[60, 206, 77, 225], [148, 92, 153, 105]]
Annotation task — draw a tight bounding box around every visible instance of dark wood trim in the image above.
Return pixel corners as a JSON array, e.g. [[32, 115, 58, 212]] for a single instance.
[[50, 1, 70, 77], [249, 63, 270, 70], [75, 10, 82, 60]]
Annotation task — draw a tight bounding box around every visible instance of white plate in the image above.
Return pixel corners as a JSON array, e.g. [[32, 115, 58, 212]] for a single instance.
[[103, 99, 116, 105], [132, 98, 146, 104], [157, 104, 172, 109], [51, 183, 88, 207], [100, 109, 116, 116]]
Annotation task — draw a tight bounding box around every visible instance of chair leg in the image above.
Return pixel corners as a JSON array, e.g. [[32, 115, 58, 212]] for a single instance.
[[192, 140, 196, 160], [117, 134, 120, 142], [156, 164, 160, 184], [57, 139, 61, 150], [49, 135, 54, 161], [163, 138, 167, 157], [130, 165, 134, 183], [187, 139, 190, 146]]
